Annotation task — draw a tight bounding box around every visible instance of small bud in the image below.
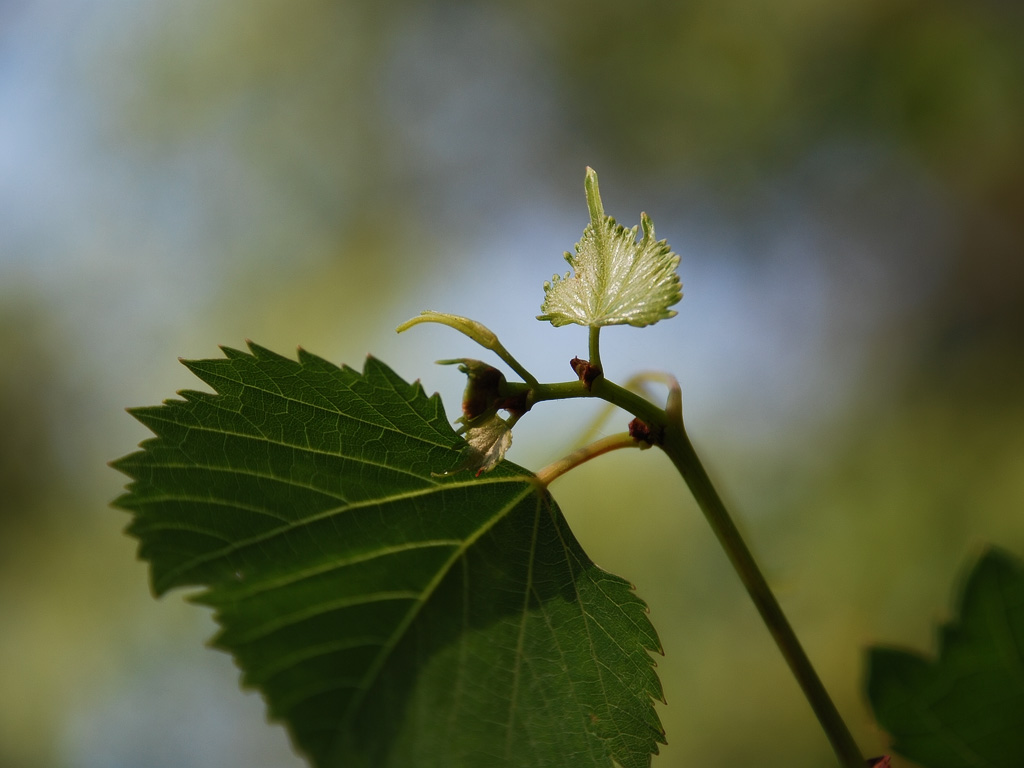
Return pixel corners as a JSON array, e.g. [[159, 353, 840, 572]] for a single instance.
[[438, 359, 506, 421], [628, 417, 662, 448], [570, 357, 602, 389]]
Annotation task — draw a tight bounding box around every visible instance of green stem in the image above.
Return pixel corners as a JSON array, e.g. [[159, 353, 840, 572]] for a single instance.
[[559, 371, 675, 449], [660, 423, 865, 768], [589, 326, 603, 373], [490, 339, 540, 388], [396, 311, 539, 387], [524, 378, 667, 431]]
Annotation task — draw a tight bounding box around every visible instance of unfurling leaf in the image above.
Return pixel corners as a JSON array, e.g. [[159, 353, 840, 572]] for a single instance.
[[462, 414, 513, 475], [538, 168, 682, 328], [436, 359, 525, 475], [866, 547, 1024, 768], [112, 343, 665, 768]]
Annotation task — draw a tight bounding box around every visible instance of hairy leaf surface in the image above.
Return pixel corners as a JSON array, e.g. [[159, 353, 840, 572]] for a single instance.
[[866, 547, 1024, 767], [112, 343, 665, 768], [538, 168, 681, 328]]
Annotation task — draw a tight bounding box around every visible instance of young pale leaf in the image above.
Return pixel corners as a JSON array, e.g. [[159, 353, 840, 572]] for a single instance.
[[538, 168, 682, 328], [866, 547, 1024, 768], [460, 414, 513, 475], [112, 343, 665, 768]]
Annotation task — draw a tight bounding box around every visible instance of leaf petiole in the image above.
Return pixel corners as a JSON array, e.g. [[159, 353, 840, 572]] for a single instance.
[[588, 326, 603, 374]]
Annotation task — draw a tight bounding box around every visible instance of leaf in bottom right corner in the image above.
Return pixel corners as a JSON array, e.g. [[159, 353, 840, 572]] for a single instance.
[[865, 547, 1024, 768]]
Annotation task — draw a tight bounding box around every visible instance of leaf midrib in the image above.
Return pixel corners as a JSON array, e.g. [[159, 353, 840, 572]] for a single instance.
[[333, 478, 539, 745]]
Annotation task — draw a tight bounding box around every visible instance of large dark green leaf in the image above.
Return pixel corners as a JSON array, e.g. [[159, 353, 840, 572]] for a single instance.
[[866, 547, 1024, 768], [112, 343, 665, 768]]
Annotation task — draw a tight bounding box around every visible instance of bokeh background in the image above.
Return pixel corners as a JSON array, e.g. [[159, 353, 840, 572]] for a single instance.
[[2, 1, 1022, 766]]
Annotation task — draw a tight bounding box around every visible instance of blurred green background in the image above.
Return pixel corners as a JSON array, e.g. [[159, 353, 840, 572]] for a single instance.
[[1, 1, 1022, 766]]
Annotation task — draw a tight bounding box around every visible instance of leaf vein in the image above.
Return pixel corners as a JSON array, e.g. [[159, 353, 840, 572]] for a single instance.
[[223, 539, 463, 601], [232, 590, 422, 646], [335, 480, 539, 740]]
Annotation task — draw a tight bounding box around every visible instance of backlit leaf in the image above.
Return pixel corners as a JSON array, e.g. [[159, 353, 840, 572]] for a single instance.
[[538, 168, 682, 328], [112, 343, 665, 768]]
